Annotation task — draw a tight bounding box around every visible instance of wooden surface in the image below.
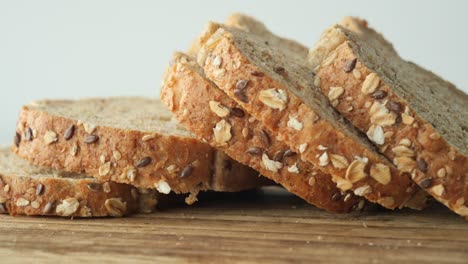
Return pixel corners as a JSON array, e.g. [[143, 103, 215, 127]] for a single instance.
[[0, 187, 467, 264]]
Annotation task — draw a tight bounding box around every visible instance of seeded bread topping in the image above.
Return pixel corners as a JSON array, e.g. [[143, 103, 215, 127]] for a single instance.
[[13, 97, 262, 196], [161, 52, 364, 213], [197, 22, 427, 210], [0, 148, 145, 217], [309, 17, 467, 217]]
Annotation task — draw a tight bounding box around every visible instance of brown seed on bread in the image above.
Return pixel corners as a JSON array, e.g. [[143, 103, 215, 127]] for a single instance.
[[344, 58, 357, 73], [0, 203, 6, 214], [283, 149, 296, 158], [180, 165, 194, 178], [236, 79, 249, 90], [84, 134, 99, 144], [230, 107, 245, 117], [251, 71, 264, 77], [14, 133, 21, 147], [419, 178, 433, 189], [259, 129, 270, 147], [246, 147, 263, 156], [417, 159, 428, 172], [274, 66, 288, 77], [87, 182, 102, 191], [331, 192, 342, 201], [64, 125, 75, 140], [35, 183, 44, 196], [273, 150, 285, 162], [136, 157, 152, 168], [371, 90, 388, 99], [25, 127, 33, 141], [388, 101, 402, 113], [43, 202, 53, 214], [234, 80, 249, 103]]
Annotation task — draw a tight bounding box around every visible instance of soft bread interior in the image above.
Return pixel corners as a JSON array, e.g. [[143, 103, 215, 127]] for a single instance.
[[27, 97, 194, 138]]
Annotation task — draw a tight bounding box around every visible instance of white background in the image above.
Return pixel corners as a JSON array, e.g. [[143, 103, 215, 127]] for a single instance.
[[0, 0, 467, 144]]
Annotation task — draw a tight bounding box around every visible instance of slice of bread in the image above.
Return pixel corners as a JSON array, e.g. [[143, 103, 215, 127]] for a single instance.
[[12, 98, 262, 198], [196, 22, 428, 210], [0, 148, 152, 217], [189, 13, 308, 64], [161, 52, 365, 213], [309, 17, 468, 217]]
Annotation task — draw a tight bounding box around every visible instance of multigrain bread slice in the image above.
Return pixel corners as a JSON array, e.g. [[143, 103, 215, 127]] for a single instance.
[[309, 17, 468, 217], [12, 98, 262, 199], [189, 13, 308, 63], [197, 23, 428, 210], [161, 52, 365, 213], [0, 148, 152, 217]]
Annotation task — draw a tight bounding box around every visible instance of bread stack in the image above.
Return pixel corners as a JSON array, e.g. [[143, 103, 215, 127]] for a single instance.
[[161, 14, 466, 217], [2, 14, 466, 218], [2, 98, 263, 217]]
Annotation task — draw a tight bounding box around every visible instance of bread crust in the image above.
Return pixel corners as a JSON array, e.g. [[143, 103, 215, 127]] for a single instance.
[[12, 98, 261, 195], [161, 52, 364, 213], [311, 17, 468, 217], [199, 25, 426, 209]]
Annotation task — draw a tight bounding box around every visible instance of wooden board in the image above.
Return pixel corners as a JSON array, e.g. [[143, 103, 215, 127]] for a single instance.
[[1, 187, 467, 264]]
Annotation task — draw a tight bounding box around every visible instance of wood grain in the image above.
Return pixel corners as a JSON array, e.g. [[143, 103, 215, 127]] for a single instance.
[[0, 187, 467, 264]]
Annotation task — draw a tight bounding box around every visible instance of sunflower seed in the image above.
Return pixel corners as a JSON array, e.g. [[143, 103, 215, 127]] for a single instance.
[[283, 149, 296, 158], [84, 135, 99, 144], [180, 165, 194, 178], [14, 132, 21, 147], [0, 204, 6, 214], [246, 147, 263, 156], [25, 127, 33, 141], [259, 130, 270, 146], [388, 101, 402, 113], [234, 89, 248, 103], [136, 157, 152, 168], [251, 71, 264, 77], [419, 178, 433, 188], [371, 90, 388, 99], [417, 159, 428, 172], [344, 58, 357, 73], [87, 182, 102, 191], [230, 107, 245, 117], [331, 192, 342, 201], [43, 201, 54, 214], [236, 79, 249, 90], [64, 125, 75, 140], [273, 150, 285, 162], [36, 183, 44, 196]]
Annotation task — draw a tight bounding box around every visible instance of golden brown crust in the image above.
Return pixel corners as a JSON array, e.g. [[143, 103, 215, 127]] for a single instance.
[[0, 171, 141, 217], [12, 99, 261, 195], [312, 19, 468, 217], [199, 26, 425, 209], [161, 52, 364, 213]]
